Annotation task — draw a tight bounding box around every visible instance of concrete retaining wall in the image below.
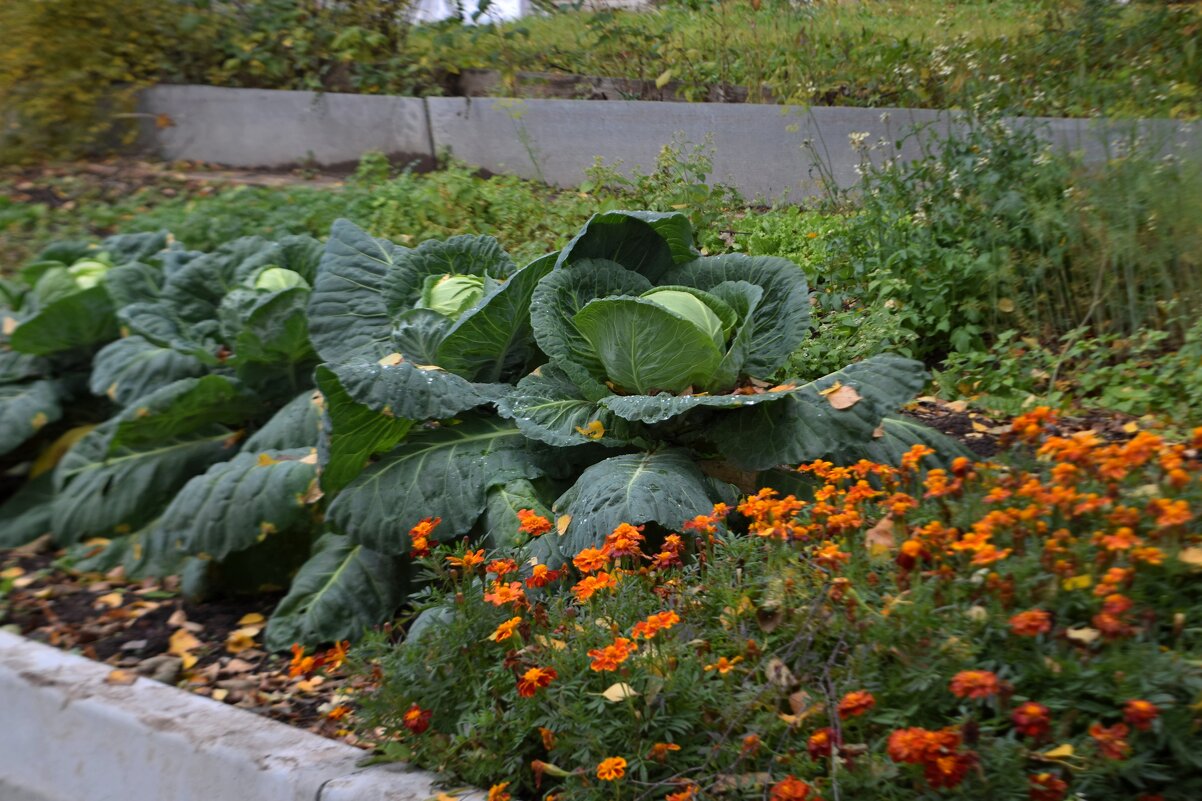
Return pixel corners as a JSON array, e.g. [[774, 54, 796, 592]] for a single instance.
[[0, 630, 482, 801], [138, 85, 1201, 201]]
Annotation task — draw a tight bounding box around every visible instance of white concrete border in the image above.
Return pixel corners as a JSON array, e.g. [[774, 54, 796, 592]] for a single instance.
[[135, 85, 1201, 202], [0, 630, 482, 801]]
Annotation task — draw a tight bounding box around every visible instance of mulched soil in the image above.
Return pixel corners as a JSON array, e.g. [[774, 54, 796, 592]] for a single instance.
[[0, 397, 1153, 747]]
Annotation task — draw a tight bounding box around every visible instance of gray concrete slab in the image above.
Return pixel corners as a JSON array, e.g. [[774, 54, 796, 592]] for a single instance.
[[0, 630, 458, 801], [138, 85, 431, 168]]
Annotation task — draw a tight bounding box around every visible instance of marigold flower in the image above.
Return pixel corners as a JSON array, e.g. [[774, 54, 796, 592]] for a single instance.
[[950, 670, 1001, 699], [631, 610, 681, 640], [1009, 609, 1053, 637], [446, 549, 486, 569], [588, 637, 638, 671], [487, 781, 511, 801], [572, 547, 609, 574], [1089, 721, 1131, 760], [807, 727, 838, 760], [408, 517, 441, 556], [1028, 773, 1068, 801], [647, 742, 681, 762], [837, 690, 876, 719], [665, 783, 699, 801], [489, 616, 522, 643], [596, 756, 627, 781], [486, 558, 518, 577], [1011, 701, 1051, 739], [740, 733, 761, 755], [410, 535, 430, 558], [483, 581, 526, 607], [402, 703, 431, 734], [662, 533, 686, 553], [517, 666, 557, 697], [539, 727, 556, 750], [605, 522, 646, 557], [1123, 699, 1159, 731], [516, 508, 552, 537], [288, 643, 321, 677], [571, 571, 616, 602], [525, 563, 559, 589], [650, 550, 683, 570], [703, 655, 743, 674], [770, 775, 820, 801], [322, 640, 349, 671]]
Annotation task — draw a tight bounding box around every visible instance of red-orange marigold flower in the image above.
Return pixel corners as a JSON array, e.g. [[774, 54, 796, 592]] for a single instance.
[[486, 559, 518, 577], [1011, 701, 1051, 739], [950, 670, 1001, 699], [487, 781, 511, 801], [402, 703, 431, 734], [516, 508, 552, 536], [483, 581, 526, 607], [517, 666, 557, 697], [1089, 721, 1131, 760], [605, 522, 646, 557], [1009, 609, 1053, 637], [489, 616, 522, 642], [770, 775, 820, 801], [596, 756, 627, 781], [525, 563, 559, 589], [647, 742, 681, 762], [571, 571, 616, 602], [837, 690, 876, 719], [807, 727, 838, 760], [1123, 700, 1159, 731], [1028, 773, 1069, 801], [631, 610, 681, 639], [588, 637, 638, 671]]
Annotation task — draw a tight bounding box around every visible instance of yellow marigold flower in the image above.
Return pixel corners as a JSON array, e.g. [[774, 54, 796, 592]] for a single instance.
[[446, 549, 486, 569], [488, 781, 512, 801], [703, 655, 743, 674], [596, 756, 627, 781], [489, 616, 522, 642]]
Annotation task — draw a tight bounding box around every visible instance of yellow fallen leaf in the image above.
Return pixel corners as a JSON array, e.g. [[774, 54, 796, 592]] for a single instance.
[[169, 628, 202, 658], [818, 381, 842, 396], [300, 449, 318, 464], [30, 412, 48, 431], [601, 682, 639, 702], [1, 316, 16, 335], [655, 68, 673, 89], [769, 383, 797, 392], [1062, 574, 1092, 591], [865, 516, 896, 555], [1042, 744, 1075, 759], [825, 384, 862, 411], [211, 688, 229, 702], [1065, 626, 1101, 645], [535, 635, 567, 651], [1122, 421, 1140, 434], [997, 298, 1015, 313], [556, 514, 571, 536], [377, 352, 404, 366], [225, 627, 259, 654], [238, 612, 266, 626], [1178, 547, 1202, 569], [94, 592, 124, 609], [574, 420, 605, 440], [0, 567, 24, 581], [105, 669, 137, 686]]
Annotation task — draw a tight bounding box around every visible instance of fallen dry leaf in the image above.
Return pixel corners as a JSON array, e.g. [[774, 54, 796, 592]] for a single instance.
[[238, 613, 266, 626], [226, 627, 259, 654], [94, 592, 124, 609], [865, 517, 896, 555], [822, 383, 862, 410], [105, 669, 137, 686], [601, 682, 639, 702], [556, 514, 571, 536]]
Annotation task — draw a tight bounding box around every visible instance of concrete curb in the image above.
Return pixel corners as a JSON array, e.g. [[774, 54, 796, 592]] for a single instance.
[[0, 630, 482, 801], [136, 85, 1201, 201]]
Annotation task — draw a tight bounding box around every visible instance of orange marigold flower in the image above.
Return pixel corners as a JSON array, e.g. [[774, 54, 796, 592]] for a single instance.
[[647, 742, 681, 762], [950, 670, 1001, 699], [703, 655, 743, 674], [488, 781, 512, 801], [596, 756, 627, 781], [837, 690, 876, 719], [1123, 699, 1160, 731], [322, 640, 349, 671], [650, 550, 683, 570], [1089, 721, 1131, 760], [402, 703, 431, 734], [1009, 609, 1053, 637], [631, 610, 681, 640], [289, 643, 321, 678], [1149, 498, 1192, 529], [1011, 701, 1051, 739], [486, 558, 519, 577], [525, 563, 560, 589], [901, 443, 936, 470], [1028, 772, 1068, 801], [682, 514, 718, 534], [539, 727, 556, 750], [740, 733, 761, 755], [665, 782, 699, 801], [605, 522, 646, 557], [662, 534, 686, 553], [588, 637, 638, 671], [516, 508, 553, 537], [517, 666, 557, 697], [807, 727, 838, 760], [489, 616, 523, 643], [483, 581, 526, 607], [410, 535, 430, 558], [571, 571, 616, 602], [409, 517, 441, 555], [770, 775, 820, 801], [326, 704, 351, 721], [573, 547, 609, 574], [446, 549, 486, 569]]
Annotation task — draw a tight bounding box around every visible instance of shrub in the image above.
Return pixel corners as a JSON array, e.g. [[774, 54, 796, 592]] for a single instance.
[[0, 0, 183, 162], [354, 414, 1202, 801]]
